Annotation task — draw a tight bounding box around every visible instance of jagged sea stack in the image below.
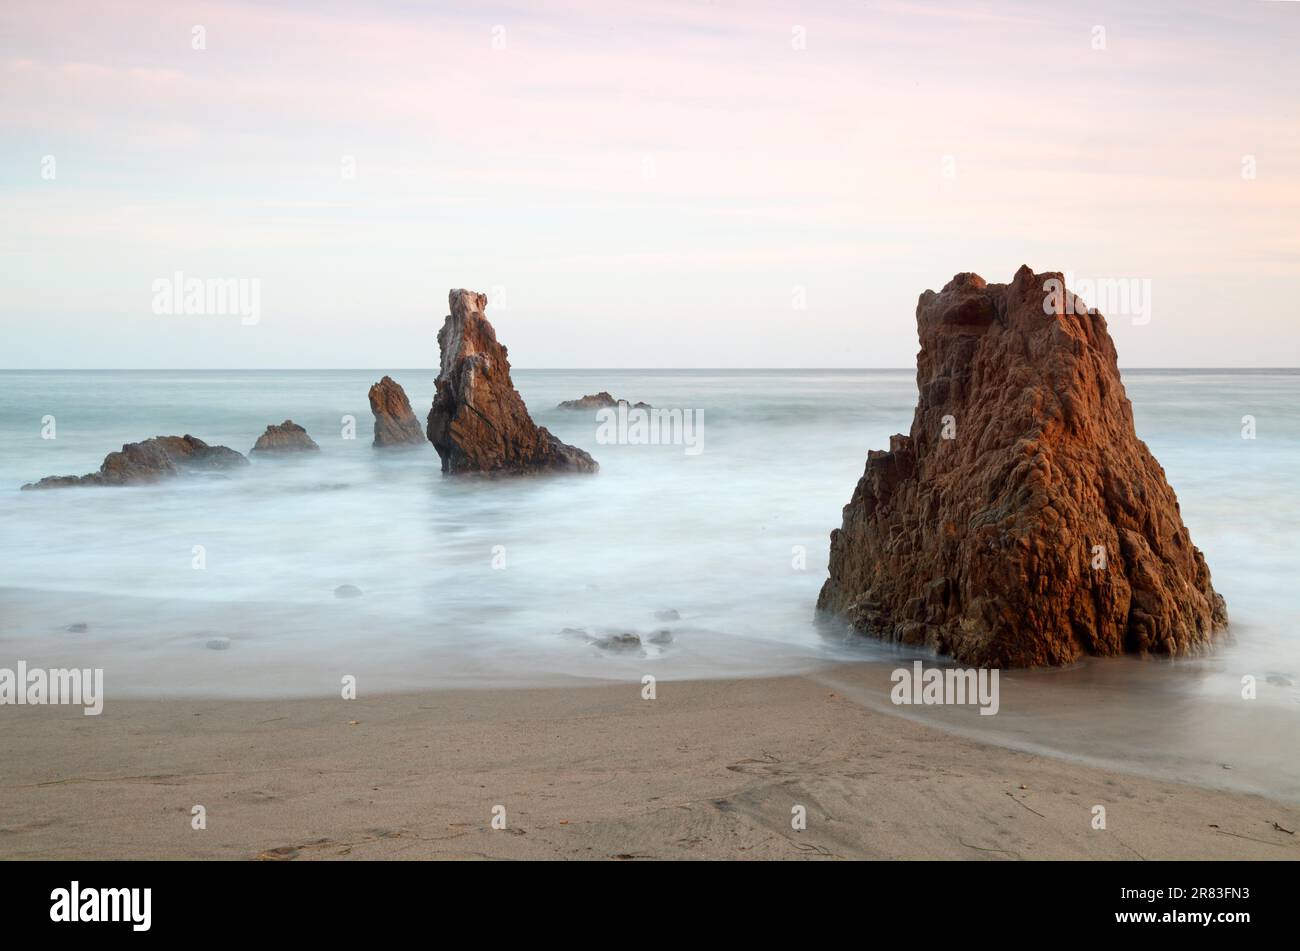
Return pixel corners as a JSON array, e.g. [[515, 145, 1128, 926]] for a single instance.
[[817, 266, 1227, 667], [426, 289, 598, 475], [368, 376, 425, 447]]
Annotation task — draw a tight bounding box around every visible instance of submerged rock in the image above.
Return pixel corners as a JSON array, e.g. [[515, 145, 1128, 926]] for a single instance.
[[594, 632, 642, 652], [816, 266, 1227, 667], [561, 626, 664, 651], [22, 435, 248, 489], [334, 584, 363, 599], [654, 609, 681, 621], [368, 376, 425, 447], [426, 289, 598, 475], [251, 420, 319, 454], [557, 392, 652, 411]]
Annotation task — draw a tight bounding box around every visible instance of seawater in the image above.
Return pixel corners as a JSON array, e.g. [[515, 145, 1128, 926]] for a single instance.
[[1, 369, 1296, 798]]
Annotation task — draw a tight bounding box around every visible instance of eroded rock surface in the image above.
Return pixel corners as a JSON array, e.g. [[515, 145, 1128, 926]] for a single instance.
[[22, 435, 248, 489], [368, 376, 425, 447], [816, 266, 1227, 667], [426, 289, 598, 475], [251, 420, 319, 454]]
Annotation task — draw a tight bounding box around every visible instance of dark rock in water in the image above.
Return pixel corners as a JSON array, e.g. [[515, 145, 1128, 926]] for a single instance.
[[65, 622, 89, 633], [817, 266, 1227, 667], [334, 584, 363, 599], [205, 637, 231, 651], [147, 436, 247, 471], [594, 632, 642, 652], [558, 392, 617, 410], [654, 609, 680, 622], [426, 289, 598, 475], [23, 475, 86, 489], [22, 435, 248, 489], [368, 376, 426, 448], [251, 420, 319, 454], [648, 629, 673, 646], [561, 626, 658, 651], [557, 392, 652, 411]]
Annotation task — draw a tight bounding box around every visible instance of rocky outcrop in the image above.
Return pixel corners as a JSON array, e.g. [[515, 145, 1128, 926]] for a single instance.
[[426, 289, 598, 475], [816, 266, 1227, 667], [22, 435, 248, 489], [250, 420, 319, 454], [368, 376, 425, 447], [557, 392, 651, 411]]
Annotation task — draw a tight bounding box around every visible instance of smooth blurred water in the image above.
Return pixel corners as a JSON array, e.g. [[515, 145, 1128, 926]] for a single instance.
[[0, 369, 1297, 795], [0, 369, 919, 694]]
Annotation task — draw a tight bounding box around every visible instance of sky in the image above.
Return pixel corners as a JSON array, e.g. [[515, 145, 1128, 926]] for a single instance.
[[1, 0, 1298, 369]]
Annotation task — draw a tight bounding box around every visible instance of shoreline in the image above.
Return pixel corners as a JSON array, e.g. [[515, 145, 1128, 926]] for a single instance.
[[2, 663, 1297, 860]]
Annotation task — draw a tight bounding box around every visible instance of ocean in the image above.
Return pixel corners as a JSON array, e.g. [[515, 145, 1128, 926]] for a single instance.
[[1, 368, 1297, 798]]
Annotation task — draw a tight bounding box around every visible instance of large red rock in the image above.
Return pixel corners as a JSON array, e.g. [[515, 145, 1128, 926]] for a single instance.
[[368, 376, 425, 447], [22, 435, 247, 489], [426, 289, 598, 475], [816, 266, 1227, 667]]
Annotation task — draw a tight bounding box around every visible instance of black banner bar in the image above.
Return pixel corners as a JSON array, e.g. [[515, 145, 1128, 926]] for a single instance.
[[0, 859, 1287, 937]]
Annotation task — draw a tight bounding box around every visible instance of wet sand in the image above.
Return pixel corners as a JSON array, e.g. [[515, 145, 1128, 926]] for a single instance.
[[1, 663, 1297, 860]]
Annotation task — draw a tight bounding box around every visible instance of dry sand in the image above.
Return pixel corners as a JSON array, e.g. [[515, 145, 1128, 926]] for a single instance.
[[1, 662, 1297, 860]]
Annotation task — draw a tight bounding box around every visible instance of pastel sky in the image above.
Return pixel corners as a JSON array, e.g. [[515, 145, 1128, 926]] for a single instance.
[[2, 0, 1298, 368]]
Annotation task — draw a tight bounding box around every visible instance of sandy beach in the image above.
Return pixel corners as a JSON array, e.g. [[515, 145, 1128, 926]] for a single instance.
[[2, 662, 1296, 861]]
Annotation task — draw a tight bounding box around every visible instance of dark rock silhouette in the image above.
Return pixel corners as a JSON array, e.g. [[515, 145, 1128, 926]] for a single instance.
[[22, 435, 247, 489], [557, 392, 651, 411], [426, 289, 598, 475], [368, 376, 425, 447], [817, 266, 1227, 667], [251, 420, 319, 454]]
